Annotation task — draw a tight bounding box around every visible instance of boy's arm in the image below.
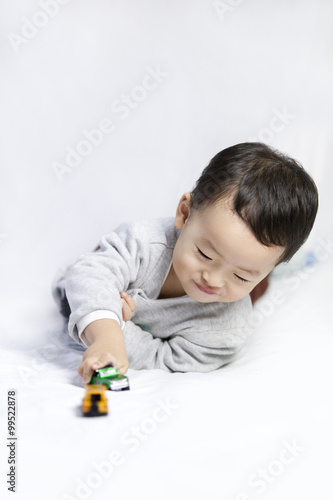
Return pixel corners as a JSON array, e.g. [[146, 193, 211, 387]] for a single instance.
[[78, 318, 129, 383], [64, 220, 148, 348], [122, 320, 251, 373], [117, 294, 251, 374]]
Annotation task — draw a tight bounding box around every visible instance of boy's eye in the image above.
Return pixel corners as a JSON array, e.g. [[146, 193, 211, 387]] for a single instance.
[[196, 247, 211, 260], [234, 274, 249, 283], [196, 246, 250, 283]]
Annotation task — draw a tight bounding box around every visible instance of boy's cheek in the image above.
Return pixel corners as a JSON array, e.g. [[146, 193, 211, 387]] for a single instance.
[[179, 252, 197, 271], [249, 275, 270, 304]]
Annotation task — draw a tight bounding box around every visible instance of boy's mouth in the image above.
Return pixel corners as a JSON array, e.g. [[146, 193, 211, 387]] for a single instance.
[[195, 282, 217, 295]]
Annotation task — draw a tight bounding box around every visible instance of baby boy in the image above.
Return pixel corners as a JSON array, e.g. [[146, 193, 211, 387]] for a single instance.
[[52, 142, 318, 383]]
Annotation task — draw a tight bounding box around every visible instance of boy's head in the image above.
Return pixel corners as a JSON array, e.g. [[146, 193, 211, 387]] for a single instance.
[[172, 142, 318, 303]]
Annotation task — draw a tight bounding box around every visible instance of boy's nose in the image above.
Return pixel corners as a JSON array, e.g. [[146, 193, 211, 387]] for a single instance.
[[202, 272, 226, 291]]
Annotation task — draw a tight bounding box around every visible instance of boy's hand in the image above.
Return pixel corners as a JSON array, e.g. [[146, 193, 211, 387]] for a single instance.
[[78, 326, 129, 384], [120, 291, 136, 322], [77, 292, 136, 385]]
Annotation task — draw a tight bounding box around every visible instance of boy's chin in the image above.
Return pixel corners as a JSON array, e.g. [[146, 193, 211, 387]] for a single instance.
[[187, 290, 229, 303], [189, 290, 244, 303]]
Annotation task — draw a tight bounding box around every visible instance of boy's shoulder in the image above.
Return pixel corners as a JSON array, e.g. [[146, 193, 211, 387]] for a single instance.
[[115, 216, 180, 248]]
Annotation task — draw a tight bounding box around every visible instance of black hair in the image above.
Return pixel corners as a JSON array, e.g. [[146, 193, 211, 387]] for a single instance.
[[189, 142, 319, 264]]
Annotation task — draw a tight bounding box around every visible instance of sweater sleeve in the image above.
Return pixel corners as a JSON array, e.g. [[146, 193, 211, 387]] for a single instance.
[[123, 320, 251, 373], [65, 221, 149, 346]]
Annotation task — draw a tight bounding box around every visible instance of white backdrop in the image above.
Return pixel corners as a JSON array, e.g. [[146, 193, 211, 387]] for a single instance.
[[0, 1, 333, 499], [1, 0, 332, 299]]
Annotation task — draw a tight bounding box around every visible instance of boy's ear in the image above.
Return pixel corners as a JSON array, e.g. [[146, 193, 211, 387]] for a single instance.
[[175, 192, 192, 229]]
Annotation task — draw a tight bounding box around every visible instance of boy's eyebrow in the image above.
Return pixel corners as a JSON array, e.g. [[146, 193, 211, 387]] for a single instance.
[[200, 237, 261, 276]]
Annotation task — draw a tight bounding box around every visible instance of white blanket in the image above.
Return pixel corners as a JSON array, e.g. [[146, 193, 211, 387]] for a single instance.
[[1, 256, 332, 500]]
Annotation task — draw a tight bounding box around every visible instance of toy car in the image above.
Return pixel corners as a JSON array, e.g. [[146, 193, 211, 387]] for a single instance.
[[90, 363, 130, 391], [82, 384, 108, 417]]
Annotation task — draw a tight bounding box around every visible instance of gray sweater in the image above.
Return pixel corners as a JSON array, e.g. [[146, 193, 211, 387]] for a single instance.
[[52, 216, 253, 373]]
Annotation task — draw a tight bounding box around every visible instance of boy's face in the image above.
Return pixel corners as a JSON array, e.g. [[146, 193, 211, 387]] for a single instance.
[[172, 193, 284, 303]]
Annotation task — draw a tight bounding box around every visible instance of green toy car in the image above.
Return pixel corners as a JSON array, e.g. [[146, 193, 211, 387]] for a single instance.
[[89, 364, 130, 391]]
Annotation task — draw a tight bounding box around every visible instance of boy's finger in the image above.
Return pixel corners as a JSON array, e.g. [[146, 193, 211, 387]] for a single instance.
[[82, 366, 94, 384], [121, 299, 132, 321], [121, 291, 136, 311], [80, 357, 100, 384], [93, 353, 120, 373], [78, 360, 95, 382]]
